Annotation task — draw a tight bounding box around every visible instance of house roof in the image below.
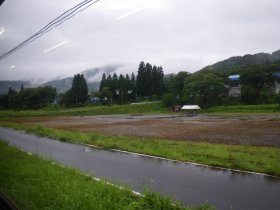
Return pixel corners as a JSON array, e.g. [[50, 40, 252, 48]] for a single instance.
[[228, 75, 240, 81], [181, 105, 201, 110], [273, 73, 280, 77]]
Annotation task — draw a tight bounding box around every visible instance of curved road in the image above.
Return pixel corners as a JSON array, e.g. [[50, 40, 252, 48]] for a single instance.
[[0, 127, 280, 210]]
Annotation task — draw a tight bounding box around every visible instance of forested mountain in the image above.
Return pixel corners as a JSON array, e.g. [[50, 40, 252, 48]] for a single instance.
[[0, 80, 32, 95], [200, 50, 280, 73]]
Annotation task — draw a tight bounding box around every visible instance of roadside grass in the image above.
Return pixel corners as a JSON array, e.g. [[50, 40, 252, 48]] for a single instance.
[[1, 103, 279, 120], [202, 104, 280, 114], [0, 140, 213, 210], [0, 102, 167, 119], [1, 123, 280, 177]]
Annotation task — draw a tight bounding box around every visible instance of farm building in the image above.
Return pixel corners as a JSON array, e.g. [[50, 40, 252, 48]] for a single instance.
[[273, 73, 280, 94], [228, 75, 241, 97]]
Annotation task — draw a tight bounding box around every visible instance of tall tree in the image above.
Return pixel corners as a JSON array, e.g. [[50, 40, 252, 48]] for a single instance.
[[70, 74, 88, 105], [152, 66, 164, 96], [136, 61, 146, 97], [184, 73, 224, 107], [8, 87, 16, 96], [130, 73, 136, 100], [7, 87, 17, 108], [111, 73, 119, 101], [152, 65, 158, 95], [118, 74, 128, 104], [144, 62, 153, 96], [99, 73, 107, 91], [240, 66, 274, 104], [170, 71, 190, 99], [107, 74, 112, 90]]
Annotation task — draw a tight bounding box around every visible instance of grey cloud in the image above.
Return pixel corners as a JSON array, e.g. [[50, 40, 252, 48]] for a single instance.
[[0, 0, 280, 82]]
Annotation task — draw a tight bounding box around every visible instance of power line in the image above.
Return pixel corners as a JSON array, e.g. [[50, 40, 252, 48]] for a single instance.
[[1, 0, 93, 59], [0, 0, 101, 61], [3, 0, 98, 58], [0, 0, 100, 61]]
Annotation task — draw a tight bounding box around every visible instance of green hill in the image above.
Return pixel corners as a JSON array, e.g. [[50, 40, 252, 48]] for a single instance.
[[199, 49, 280, 74]]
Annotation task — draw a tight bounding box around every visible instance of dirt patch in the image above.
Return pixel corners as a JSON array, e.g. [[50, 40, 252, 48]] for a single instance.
[[8, 114, 280, 147]]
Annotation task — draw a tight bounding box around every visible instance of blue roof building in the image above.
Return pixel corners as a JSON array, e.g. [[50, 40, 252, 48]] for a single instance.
[[228, 75, 241, 97], [273, 73, 280, 94], [272, 73, 280, 77], [228, 75, 240, 81]]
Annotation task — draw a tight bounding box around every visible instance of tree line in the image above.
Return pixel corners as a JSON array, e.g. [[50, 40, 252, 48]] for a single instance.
[[0, 85, 56, 109], [0, 74, 89, 109], [95, 61, 164, 104], [163, 64, 280, 108], [1, 62, 280, 110]]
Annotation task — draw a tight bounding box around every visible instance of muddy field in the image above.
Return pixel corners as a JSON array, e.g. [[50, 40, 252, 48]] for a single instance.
[[10, 114, 280, 147]]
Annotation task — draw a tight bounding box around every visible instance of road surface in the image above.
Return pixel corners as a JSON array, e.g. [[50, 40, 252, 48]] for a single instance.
[[0, 127, 280, 210]]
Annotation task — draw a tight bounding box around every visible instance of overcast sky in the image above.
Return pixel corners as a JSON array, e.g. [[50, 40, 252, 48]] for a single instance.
[[0, 0, 280, 83]]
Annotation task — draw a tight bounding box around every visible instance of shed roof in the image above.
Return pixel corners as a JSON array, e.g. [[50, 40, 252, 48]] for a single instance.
[[181, 105, 201, 110]]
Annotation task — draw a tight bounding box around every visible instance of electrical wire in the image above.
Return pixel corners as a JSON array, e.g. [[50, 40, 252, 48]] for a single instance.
[[3, 0, 98, 57], [1, 0, 92, 59], [0, 0, 101, 61], [0, 0, 100, 60]]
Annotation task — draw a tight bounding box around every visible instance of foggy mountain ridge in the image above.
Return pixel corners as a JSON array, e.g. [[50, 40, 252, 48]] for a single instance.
[[0, 65, 120, 94], [199, 49, 280, 73], [1, 49, 280, 95], [0, 80, 32, 95], [43, 65, 120, 93]]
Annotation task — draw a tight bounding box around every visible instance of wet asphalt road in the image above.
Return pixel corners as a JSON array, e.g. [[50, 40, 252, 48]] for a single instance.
[[0, 127, 280, 210]]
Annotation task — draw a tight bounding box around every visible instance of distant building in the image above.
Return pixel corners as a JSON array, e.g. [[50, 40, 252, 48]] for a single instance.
[[88, 96, 100, 104], [228, 75, 241, 97], [273, 73, 280, 94]]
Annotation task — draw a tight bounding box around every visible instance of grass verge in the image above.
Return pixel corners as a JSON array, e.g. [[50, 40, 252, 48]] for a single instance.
[[1, 123, 280, 177], [1, 103, 279, 120], [0, 140, 214, 210], [202, 104, 280, 114], [0, 102, 167, 119]]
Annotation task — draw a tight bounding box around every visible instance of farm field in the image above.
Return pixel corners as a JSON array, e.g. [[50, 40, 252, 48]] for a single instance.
[[2, 111, 280, 176], [8, 113, 280, 147]]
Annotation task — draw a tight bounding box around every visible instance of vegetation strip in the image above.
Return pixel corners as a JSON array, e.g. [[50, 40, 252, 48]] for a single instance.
[[0, 140, 214, 210], [0, 102, 166, 119], [0, 103, 279, 120], [107, 148, 279, 178], [1, 123, 280, 177]]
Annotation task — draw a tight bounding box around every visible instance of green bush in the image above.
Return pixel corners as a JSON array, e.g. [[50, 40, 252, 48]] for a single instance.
[[162, 93, 176, 108]]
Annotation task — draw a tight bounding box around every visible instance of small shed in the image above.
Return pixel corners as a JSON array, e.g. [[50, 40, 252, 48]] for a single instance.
[[181, 105, 201, 116]]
